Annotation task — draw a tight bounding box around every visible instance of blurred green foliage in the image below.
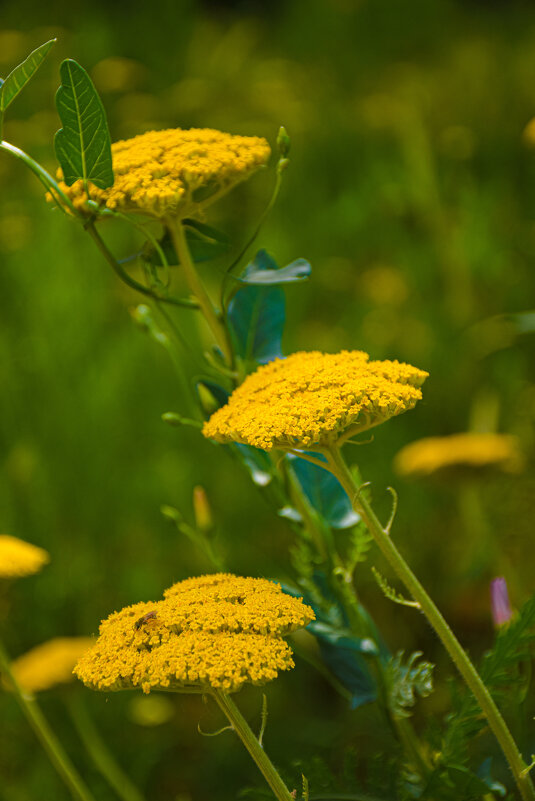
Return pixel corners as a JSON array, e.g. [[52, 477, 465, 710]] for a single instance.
[[1, 0, 535, 798]]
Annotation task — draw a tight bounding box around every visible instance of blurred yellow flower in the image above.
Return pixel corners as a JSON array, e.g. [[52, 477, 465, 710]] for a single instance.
[[394, 433, 524, 478], [11, 638, 94, 693], [54, 127, 270, 218], [75, 574, 314, 694], [203, 351, 428, 451], [0, 534, 49, 579]]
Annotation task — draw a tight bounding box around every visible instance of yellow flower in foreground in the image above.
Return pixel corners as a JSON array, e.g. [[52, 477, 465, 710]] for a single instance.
[[75, 574, 314, 694], [11, 638, 94, 693], [55, 128, 270, 218], [0, 534, 49, 579], [394, 433, 524, 478], [203, 351, 428, 451]]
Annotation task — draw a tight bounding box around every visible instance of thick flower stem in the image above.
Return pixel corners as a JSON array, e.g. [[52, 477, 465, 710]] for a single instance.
[[323, 445, 535, 801], [0, 639, 95, 801], [166, 217, 234, 366], [212, 690, 295, 801]]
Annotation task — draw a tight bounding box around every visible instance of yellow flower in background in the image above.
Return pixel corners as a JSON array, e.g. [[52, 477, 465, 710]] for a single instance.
[[11, 638, 94, 693], [0, 534, 49, 579], [203, 351, 428, 452], [75, 574, 314, 694], [54, 127, 270, 218], [394, 433, 524, 478]]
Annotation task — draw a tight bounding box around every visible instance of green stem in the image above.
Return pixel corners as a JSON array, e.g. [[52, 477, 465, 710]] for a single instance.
[[67, 693, 146, 801], [0, 140, 78, 216], [85, 221, 199, 310], [166, 217, 234, 366], [212, 690, 294, 801], [221, 164, 284, 310], [322, 445, 535, 801], [0, 639, 95, 801]]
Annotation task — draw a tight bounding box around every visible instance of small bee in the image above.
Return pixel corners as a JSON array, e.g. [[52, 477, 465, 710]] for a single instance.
[[134, 610, 157, 630]]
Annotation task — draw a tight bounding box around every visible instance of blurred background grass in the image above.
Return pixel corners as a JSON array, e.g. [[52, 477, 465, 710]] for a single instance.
[[1, 0, 535, 798]]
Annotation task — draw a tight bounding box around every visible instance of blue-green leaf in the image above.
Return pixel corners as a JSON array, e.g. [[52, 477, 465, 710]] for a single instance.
[[1, 39, 56, 112], [233, 444, 273, 486], [54, 59, 114, 189], [233, 249, 311, 285], [287, 453, 360, 529], [227, 274, 285, 364], [282, 582, 379, 709]]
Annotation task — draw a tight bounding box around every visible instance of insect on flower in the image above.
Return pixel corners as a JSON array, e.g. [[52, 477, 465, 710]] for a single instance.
[[134, 611, 157, 630]]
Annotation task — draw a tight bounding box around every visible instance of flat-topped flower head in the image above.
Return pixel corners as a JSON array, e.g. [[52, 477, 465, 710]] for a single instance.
[[74, 574, 314, 694], [54, 128, 270, 218], [202, 351, 428, 452], [11, 638, 94, 693], [0, 534, 50, 579], [394, 433, 524, 479]]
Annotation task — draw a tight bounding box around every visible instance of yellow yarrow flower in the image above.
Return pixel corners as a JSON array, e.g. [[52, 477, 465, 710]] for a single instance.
[[202, 351, 428, 452], [74, 574, 314, 694], [11, 637, 94, 693], [0, 534, 49, 579], [394, 433, 525, 478], [54, 128, 270, 218]]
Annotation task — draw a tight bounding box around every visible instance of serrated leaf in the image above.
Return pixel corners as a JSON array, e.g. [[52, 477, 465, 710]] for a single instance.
[[54, 59, 114, 189], [1, 39, 56, 112], [227, 273, 285, 364], [233, 249, 311, 285], [287, 452, 360, 529]]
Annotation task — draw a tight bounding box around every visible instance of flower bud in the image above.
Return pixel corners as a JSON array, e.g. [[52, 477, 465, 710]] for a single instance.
[[490, 577, 512, 628], [277, 126, 291, 157], [193, 486, 213, 533]]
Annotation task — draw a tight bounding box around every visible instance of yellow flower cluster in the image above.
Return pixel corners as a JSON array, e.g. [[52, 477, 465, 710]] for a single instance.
[[55, 128, 270, 218], [394, 433, 524, 478], [11, 638, 94, 693], [0, 534, 49, 579], [74, 574, 314, 694], [203, 351, 428, 451]]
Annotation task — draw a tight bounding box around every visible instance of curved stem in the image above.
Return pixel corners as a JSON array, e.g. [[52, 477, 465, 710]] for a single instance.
[[221, 164, 284, 310], [67, 693, 146, 801], [0, 140, 78, 216], [322, 445, 535, 801], [85, 222, 199, 310], [212, 690, 294, 801], [166, 217, 233, 365], [0, 638, 95, 801]]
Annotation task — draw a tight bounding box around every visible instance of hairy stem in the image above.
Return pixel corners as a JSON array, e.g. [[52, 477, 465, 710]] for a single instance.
[[212, 690, 295, 801], [322, 444, 535, 801]]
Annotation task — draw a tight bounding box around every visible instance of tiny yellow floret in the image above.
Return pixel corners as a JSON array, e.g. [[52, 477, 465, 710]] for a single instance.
[[11, 638, 94, 693], [0, 534, 49, 579], [394, 433, 524, 479], [202, 351, 428, 451], [53, 128, 270, 218], [74, 574, 314, 694]]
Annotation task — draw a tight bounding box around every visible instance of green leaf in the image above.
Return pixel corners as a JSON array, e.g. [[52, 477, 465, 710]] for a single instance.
[[54, 59, 114, 189], [287, 453, 360, 529], [0, 39, 56, 113], [227, 268, 285, 364], [385, 651, 434, 719]]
